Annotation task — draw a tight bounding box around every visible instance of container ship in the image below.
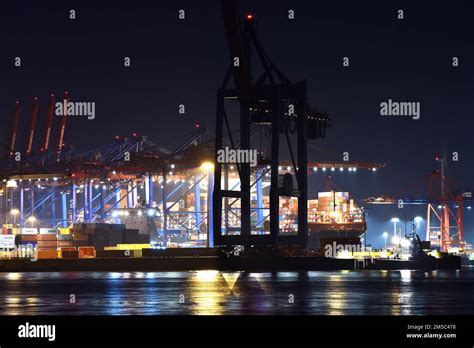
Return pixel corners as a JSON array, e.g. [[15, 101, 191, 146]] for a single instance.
[[307, 191, 366, 250]]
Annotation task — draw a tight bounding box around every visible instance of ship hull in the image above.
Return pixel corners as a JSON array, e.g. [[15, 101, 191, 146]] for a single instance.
[[307, 222, 367, 250]]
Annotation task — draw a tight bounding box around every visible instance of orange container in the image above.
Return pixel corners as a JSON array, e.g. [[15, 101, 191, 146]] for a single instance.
[[20, 235, 37, 242], [78, 246, 95, 258], [37, 241, 58, 247], [37, 234, 57, 241], [37, 250, 59, 259]]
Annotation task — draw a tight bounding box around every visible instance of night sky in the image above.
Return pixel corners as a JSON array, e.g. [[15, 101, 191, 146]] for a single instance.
[[1, 0, 473, 246]]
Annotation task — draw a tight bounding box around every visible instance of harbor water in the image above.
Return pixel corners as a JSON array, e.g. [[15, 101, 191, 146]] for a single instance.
[[0, 269, 473, 315]]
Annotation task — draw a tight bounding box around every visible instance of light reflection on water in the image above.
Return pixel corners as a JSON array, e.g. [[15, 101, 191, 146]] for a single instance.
[[0, 270, 473, 315]]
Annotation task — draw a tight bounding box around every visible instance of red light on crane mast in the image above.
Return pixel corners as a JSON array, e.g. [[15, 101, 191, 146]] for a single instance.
[[246, 13, 254, 21]]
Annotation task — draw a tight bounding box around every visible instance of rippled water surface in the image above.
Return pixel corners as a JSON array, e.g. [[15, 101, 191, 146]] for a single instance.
[[0, 269, 473, 315]]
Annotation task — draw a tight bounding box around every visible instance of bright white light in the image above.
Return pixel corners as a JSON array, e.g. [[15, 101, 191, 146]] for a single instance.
[[348, 167, 352, 172], [137, 210, 143, 216], [382, 232, 388, 238], [392, 236, 400, 245], [391, 217, 400, 223], [6, 180, 18, 188], [201, 162, 214, 172], [339, 168, 344, 172], [372, 167, 377, 172], [414, 216, 423, 223], [147, 209, 155, 217], [112, 211, 119, 217], [313, 167, 318, 171], [171, 164, 175, 169], [331, 167, 335, 171], [401, 239, 411, 248], [322, 167, 326, 171]]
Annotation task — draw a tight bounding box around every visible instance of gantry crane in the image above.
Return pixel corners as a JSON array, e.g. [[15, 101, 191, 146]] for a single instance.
[[364, 158, 469, 252], [213, 0, 330, 248]]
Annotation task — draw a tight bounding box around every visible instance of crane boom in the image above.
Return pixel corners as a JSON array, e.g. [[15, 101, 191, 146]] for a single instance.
[[40, 94, 55, 152], [55, 91, 69, 159], [221, 0, 252, 97], [8, 101, 21, 158], [25, 97, 39, 156]]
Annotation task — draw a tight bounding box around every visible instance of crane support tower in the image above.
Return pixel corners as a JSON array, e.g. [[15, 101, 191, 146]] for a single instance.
[[213, 0, 330, 248]]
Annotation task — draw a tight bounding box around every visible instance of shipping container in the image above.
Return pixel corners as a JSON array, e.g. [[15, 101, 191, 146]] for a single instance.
[[58, 234, 73, 241], [61, 250, 79, 259], [39, 228, 57, 234], [78, 246, 95, 258], [19, 235, 37, 242], [37, 250, 59, 259], [37, 234, 57, 241], [57, 241, 73, 247], [59, 228, 70, 235], [21, 228, 38, 235], [37, 240, 57, 245]]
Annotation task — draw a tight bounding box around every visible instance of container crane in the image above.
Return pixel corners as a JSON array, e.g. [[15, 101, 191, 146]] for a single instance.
[[8, 101, 21, 158], [40, 94, 56, 153], [213, 0, 330, 248], [24, 97, 39, 156], [364, 158, 469, 252], [55, 91, 70, 161]]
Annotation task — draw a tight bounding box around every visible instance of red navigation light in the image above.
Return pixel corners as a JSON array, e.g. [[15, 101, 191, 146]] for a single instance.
[[195, 123, 200, 128], [246, 13, 253, 21], [132, 132, 138, 137]]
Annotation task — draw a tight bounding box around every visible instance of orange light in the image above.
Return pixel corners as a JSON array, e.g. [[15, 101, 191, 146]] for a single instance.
[[246, 13, 253, 20]]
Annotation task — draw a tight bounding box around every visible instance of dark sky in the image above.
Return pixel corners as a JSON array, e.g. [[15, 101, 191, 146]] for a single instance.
[[1, 0, 473, 245]]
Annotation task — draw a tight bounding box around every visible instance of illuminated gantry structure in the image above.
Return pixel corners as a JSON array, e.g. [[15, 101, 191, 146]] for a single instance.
[[1, 143, 383, 247], [1, 93, 383, 247]]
